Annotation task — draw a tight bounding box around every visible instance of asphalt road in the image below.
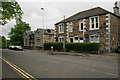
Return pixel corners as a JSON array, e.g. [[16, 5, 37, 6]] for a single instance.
[[1, 49, 118, 79]]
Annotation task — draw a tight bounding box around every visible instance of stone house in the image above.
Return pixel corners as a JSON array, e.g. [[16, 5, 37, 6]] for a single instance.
[[24, 28, 54, 49], [54, 2, 120, 52]]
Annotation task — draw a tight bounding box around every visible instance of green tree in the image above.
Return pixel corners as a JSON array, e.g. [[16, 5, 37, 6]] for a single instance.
[[0, 35, 7, 48], [8, 21, 31, 46], [0, 1, 23, 25]]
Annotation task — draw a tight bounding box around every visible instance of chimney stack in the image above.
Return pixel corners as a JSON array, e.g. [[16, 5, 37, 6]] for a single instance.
[[63, 15, 65, 20], [113, 1, 119, 15]]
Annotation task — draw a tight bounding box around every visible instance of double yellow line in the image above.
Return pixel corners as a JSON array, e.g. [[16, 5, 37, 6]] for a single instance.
[[0, 56, 37, 80]]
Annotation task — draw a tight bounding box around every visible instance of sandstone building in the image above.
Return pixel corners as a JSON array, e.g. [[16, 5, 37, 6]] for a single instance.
[[54, 2, 120, 52], [24, 28, 54, 49]]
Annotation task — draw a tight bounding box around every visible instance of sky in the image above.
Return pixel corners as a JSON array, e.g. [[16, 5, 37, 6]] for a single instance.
[[0, 0, 120, 39]]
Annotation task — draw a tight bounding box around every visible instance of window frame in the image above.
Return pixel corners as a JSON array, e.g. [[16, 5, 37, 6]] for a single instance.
[[79, 20, 84, 31], [59, 36, 64, 42], [68, 22, 73, 32], [59, 23, 64, 33], [89, 16, 99, 30], [89, 35, 100, 43]]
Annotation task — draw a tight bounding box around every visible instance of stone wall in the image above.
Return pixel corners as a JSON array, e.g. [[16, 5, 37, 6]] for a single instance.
[[110, 14, 120, 52], [24, 32, 30, 48], [34, 29, 43, 48], [55, 13, 120, 52]]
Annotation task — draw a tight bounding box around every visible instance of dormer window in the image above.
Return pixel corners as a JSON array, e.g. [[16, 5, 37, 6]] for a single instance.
[[90, 16, 99, 30]]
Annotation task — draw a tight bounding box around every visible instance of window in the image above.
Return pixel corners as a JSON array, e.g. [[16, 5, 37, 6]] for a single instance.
[[59, 37, 64, 42], [68, 22, 73, 32], [37, 32, 39, 38], [90, 35, 99, 42], [79, 21, 84, 31], [75, 37, 78, 40], [91, 18, 94, 28], [59, 23, 64, 33], [79, 37, 83, 43], [95, 17, 99, 28], [90, 16, 99, 30]]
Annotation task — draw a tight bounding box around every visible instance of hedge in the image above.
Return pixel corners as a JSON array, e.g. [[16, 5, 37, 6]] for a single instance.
[[44, 42, 63, 51], [65, 43, 100, 52]]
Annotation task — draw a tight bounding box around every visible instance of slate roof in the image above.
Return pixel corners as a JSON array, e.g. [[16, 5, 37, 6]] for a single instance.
[[25, 31, 35, 35], [36, 28, 54, 34], [55, 7, 120, 25]]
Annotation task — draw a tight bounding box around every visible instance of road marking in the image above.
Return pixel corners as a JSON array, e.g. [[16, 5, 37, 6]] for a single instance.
[[0, 56, 37, 80], [85, 68, 118, 77]]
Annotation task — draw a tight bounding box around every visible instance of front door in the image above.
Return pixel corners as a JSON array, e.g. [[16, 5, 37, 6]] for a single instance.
[[70, 38, 73, 42]]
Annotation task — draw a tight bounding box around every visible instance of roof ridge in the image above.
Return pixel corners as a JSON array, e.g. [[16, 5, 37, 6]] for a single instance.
[[55, 7, 110, 25]]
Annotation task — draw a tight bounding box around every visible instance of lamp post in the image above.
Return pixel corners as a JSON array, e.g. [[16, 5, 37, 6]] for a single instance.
[[41, 8, 44, 50]]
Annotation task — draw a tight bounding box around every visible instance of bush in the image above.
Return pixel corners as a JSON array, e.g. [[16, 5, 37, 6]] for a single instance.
[[65, 43, 100, 52], [44, 42, 63, 51]]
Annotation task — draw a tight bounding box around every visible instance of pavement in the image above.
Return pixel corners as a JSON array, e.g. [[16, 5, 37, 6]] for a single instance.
[[1, 49, 119, 79], [43, 50, 118, 59]]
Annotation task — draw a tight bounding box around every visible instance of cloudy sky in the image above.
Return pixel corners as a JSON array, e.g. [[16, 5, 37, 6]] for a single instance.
[[0, 0, 119, 39]]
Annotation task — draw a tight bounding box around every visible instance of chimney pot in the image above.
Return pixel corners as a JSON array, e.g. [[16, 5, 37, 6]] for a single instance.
[[115, 1, 118, 7], [63, 15, 65, 20], [113, 1, 119, 15]]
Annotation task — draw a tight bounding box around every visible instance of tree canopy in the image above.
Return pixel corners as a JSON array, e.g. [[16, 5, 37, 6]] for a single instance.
[[0, 35, 10, 48], [0, 1, 23, 25], [8, 21, 31, 46]]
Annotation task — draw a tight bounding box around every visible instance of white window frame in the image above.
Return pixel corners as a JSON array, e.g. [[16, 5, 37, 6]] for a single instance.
[[59, 36, 64, 42], [78, 37, 84, 43], [89, 35, 100, 43], [89, 16, 99, 30], [59, 23, 64, 33], [68, 22, 73, 32], [79, 20, 84, 31]]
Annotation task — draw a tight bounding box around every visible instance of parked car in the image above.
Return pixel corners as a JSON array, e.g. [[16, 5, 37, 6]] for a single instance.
[[9, 46, 16, 50], [9, 46, 23, 50], [15, 46, 23, 50]]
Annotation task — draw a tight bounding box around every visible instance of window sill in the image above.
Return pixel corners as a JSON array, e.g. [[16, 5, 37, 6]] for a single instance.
[[90, 28, 99, 31], [59, 32, 64, 34], [79, 30, 83, 32], [90, 41, 99, 43], [68, 31, 73, 33]]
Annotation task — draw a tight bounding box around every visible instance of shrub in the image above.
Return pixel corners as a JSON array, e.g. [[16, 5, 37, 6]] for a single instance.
[[44, 42, 63, 51], [65, 43, 100, 52]]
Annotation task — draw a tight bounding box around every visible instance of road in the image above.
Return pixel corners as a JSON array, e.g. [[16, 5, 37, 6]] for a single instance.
[[1, 49, 118, 79]]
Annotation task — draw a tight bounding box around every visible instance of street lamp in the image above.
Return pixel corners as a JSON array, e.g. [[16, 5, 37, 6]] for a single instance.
[[41, 8, 44, 50]]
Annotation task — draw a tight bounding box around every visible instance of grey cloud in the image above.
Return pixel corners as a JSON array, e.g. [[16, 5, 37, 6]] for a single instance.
[[1, 1, 114, 38]]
